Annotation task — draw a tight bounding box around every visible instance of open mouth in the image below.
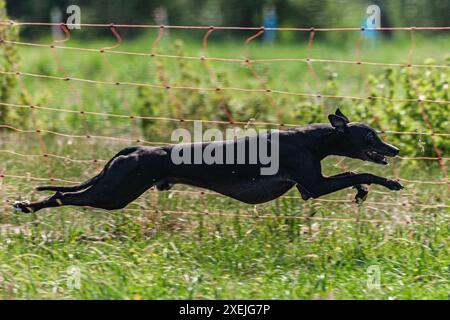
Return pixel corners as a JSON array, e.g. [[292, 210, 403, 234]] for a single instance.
[[365, 150, 389, 165]]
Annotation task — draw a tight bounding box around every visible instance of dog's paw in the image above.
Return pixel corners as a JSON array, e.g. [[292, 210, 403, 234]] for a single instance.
[[12, 201, 32, 213], [353, 184, 368, 203], [385, 179, 404, 191]]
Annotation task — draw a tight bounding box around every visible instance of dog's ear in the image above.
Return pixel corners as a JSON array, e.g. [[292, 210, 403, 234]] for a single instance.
[[328, 114, 348, 133], [335, 108, 349, 124]]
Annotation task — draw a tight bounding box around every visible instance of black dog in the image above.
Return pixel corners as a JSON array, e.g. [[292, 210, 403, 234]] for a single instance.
[[13, 109, 403, 213]]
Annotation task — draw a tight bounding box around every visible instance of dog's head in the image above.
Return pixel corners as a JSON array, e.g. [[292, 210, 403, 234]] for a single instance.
[[328, 108, 399, 165]]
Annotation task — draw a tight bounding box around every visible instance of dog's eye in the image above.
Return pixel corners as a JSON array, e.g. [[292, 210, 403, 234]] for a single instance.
[[366, 132, 375, 143]]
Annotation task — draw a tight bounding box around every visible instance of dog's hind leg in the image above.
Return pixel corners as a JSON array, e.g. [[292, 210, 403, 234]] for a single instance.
[[14, 147, 169, 212], [62, 151, 165, 210], [35, 146, 141, 193], [14, 178, 153, 213], [13, 191, 81, 213], [13, 192, 64, 213]]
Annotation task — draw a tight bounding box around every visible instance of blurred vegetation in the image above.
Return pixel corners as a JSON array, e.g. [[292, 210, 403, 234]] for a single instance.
[[0, 0, 19, 122]]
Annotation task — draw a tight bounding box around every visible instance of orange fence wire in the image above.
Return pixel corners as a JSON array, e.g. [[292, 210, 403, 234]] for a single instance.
[[1, 21, 449, 31], [1, 70, 449, 106], [1, 101, 449, 136], [3, 39, 450, 70]]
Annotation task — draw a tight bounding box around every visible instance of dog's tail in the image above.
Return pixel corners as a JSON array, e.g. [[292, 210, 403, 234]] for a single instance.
[[36, 146, 141, 192], [36, 174, 101, 192]]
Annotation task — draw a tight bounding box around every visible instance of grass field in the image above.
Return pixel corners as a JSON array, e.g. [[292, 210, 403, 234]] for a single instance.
[[0, 30, 448, 299]]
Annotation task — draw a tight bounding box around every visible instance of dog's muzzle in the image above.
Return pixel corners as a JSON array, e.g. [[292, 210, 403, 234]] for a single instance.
[[365, 150, 389, 165], [365, 143, 399, 165]]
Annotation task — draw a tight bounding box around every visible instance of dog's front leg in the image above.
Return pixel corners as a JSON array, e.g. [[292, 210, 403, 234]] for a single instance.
[[303, 173, 403, 199], [296, 171, 367, 201], [327, 172, 368, 203]]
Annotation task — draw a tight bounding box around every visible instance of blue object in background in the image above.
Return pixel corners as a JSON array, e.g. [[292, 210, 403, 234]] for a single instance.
[[361, 20, 379, 40], [263, 6, 278, 44]]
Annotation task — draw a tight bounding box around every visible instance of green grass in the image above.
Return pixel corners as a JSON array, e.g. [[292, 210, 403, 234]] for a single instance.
[[0, 32, 449, 299], [0, 179, 448, 299]]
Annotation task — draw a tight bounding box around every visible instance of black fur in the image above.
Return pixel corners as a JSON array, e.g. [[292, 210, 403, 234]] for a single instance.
[[13, 109, 403, 213]]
